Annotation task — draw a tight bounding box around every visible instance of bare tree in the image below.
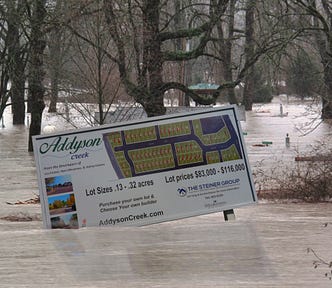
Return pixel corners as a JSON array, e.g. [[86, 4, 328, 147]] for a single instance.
[[102, 0, 230, 117], [0, 3, 11, 122], [211, 0, 238, 104], [0, 0, 27, 124], [28, 0, 47, 152], [242, 0, 256, 110], [7, 0, 27, 124], [47, 0, 65, 113], [309, 0, 332, 119], [273, 0, 332, 119], [58, 0, 127, 126]]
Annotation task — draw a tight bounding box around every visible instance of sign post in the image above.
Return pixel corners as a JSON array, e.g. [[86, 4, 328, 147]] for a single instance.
[[33, 105, 257, 229]]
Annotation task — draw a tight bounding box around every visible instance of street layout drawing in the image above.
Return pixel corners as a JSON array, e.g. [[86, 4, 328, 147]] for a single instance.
[[103, 115, 243, 179]]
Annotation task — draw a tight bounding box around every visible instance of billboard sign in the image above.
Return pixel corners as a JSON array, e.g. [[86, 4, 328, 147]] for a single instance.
[[33, 105, 256, 229]]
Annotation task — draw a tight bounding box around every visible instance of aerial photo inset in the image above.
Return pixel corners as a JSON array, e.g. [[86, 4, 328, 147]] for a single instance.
[[45, 175, 73, 196], [103, 115, 243, 179]]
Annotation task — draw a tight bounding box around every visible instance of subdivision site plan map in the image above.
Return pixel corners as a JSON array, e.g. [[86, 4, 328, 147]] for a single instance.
[[103, 115, 243, 179]]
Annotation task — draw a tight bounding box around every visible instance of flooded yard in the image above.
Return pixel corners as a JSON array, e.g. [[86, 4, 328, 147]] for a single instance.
[[0, 97, 332, 287]]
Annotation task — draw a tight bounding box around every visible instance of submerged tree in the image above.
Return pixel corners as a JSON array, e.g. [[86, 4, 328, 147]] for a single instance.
[[28, 0, 47, 152], [6, 0, 27, 124], [242, 0, 256, 110], [278, 0, 332, 119], [47, 0, 66, 113], [65, 0, 125, 125], [0, 0, 28, 124], [101, 0, 305, 116], [211, 0, 238, 104], [102, 0, 230, 117]]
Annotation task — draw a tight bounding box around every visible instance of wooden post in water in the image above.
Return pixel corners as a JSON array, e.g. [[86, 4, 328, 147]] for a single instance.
[[223, 209, 235, 221]]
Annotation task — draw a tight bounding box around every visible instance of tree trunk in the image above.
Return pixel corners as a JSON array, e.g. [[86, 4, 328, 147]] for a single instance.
[[28, 0, 47, 152], [7, 2, 26, 124], [214, 0, 237, 104], [242, 0, 256, 111], [321, 63, 332, 119], [308, 0, 332, 119], [319, 19, 332, 119], [184, 59, 192, 106], [48, 0, 64, 113], [141, 0, 166, 117], [243, 65, 255, 110], [174, 0, 185, 106], [224, 0, 237, 104], [97, 13, 104, 125], [10, 57, 25, 125], [48, 28, 61, 113], [0, 70, 10, 121]]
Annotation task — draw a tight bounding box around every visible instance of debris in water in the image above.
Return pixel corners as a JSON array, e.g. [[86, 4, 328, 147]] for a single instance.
[[6, 194, 40, 205]]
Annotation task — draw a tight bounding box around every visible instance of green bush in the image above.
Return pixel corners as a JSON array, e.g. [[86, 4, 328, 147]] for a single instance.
[[253, 84, 273, 103]]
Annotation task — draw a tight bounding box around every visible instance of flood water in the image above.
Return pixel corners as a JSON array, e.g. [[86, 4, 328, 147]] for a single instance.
[[1, 96, 332, 287], [242, 96, 332, 191]]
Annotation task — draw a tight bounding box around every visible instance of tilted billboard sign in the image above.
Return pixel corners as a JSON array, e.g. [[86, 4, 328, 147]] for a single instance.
[[33, 106, 257, 229]]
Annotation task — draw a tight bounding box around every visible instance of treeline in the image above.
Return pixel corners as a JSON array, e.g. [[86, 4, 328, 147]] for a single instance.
[[0, 0, 331, 151]]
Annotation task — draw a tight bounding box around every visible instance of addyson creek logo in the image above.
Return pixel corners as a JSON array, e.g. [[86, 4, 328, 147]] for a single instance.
[[39, 136, 102, 159]]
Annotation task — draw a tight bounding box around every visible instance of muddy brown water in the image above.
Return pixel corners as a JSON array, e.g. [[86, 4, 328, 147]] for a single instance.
[[0, 98, 332, 287]]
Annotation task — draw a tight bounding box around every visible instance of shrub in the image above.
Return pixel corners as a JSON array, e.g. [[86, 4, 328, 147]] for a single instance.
[[254, 145, 332, 202]]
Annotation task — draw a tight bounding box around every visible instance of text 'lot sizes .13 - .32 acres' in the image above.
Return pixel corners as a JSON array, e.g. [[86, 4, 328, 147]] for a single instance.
[[103, 115, 242, 179]]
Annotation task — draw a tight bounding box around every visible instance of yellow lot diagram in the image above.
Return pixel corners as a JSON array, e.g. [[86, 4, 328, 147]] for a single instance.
[[103, 115, 242, 179]]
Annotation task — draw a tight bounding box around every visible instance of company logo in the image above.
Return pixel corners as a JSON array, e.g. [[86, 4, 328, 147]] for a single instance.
[[177, 188, 187, 197], [39, 136, 102, 155]]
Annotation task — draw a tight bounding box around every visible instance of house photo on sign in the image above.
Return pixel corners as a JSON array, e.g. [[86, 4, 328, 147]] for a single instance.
[[33, 105, 257, 229]]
